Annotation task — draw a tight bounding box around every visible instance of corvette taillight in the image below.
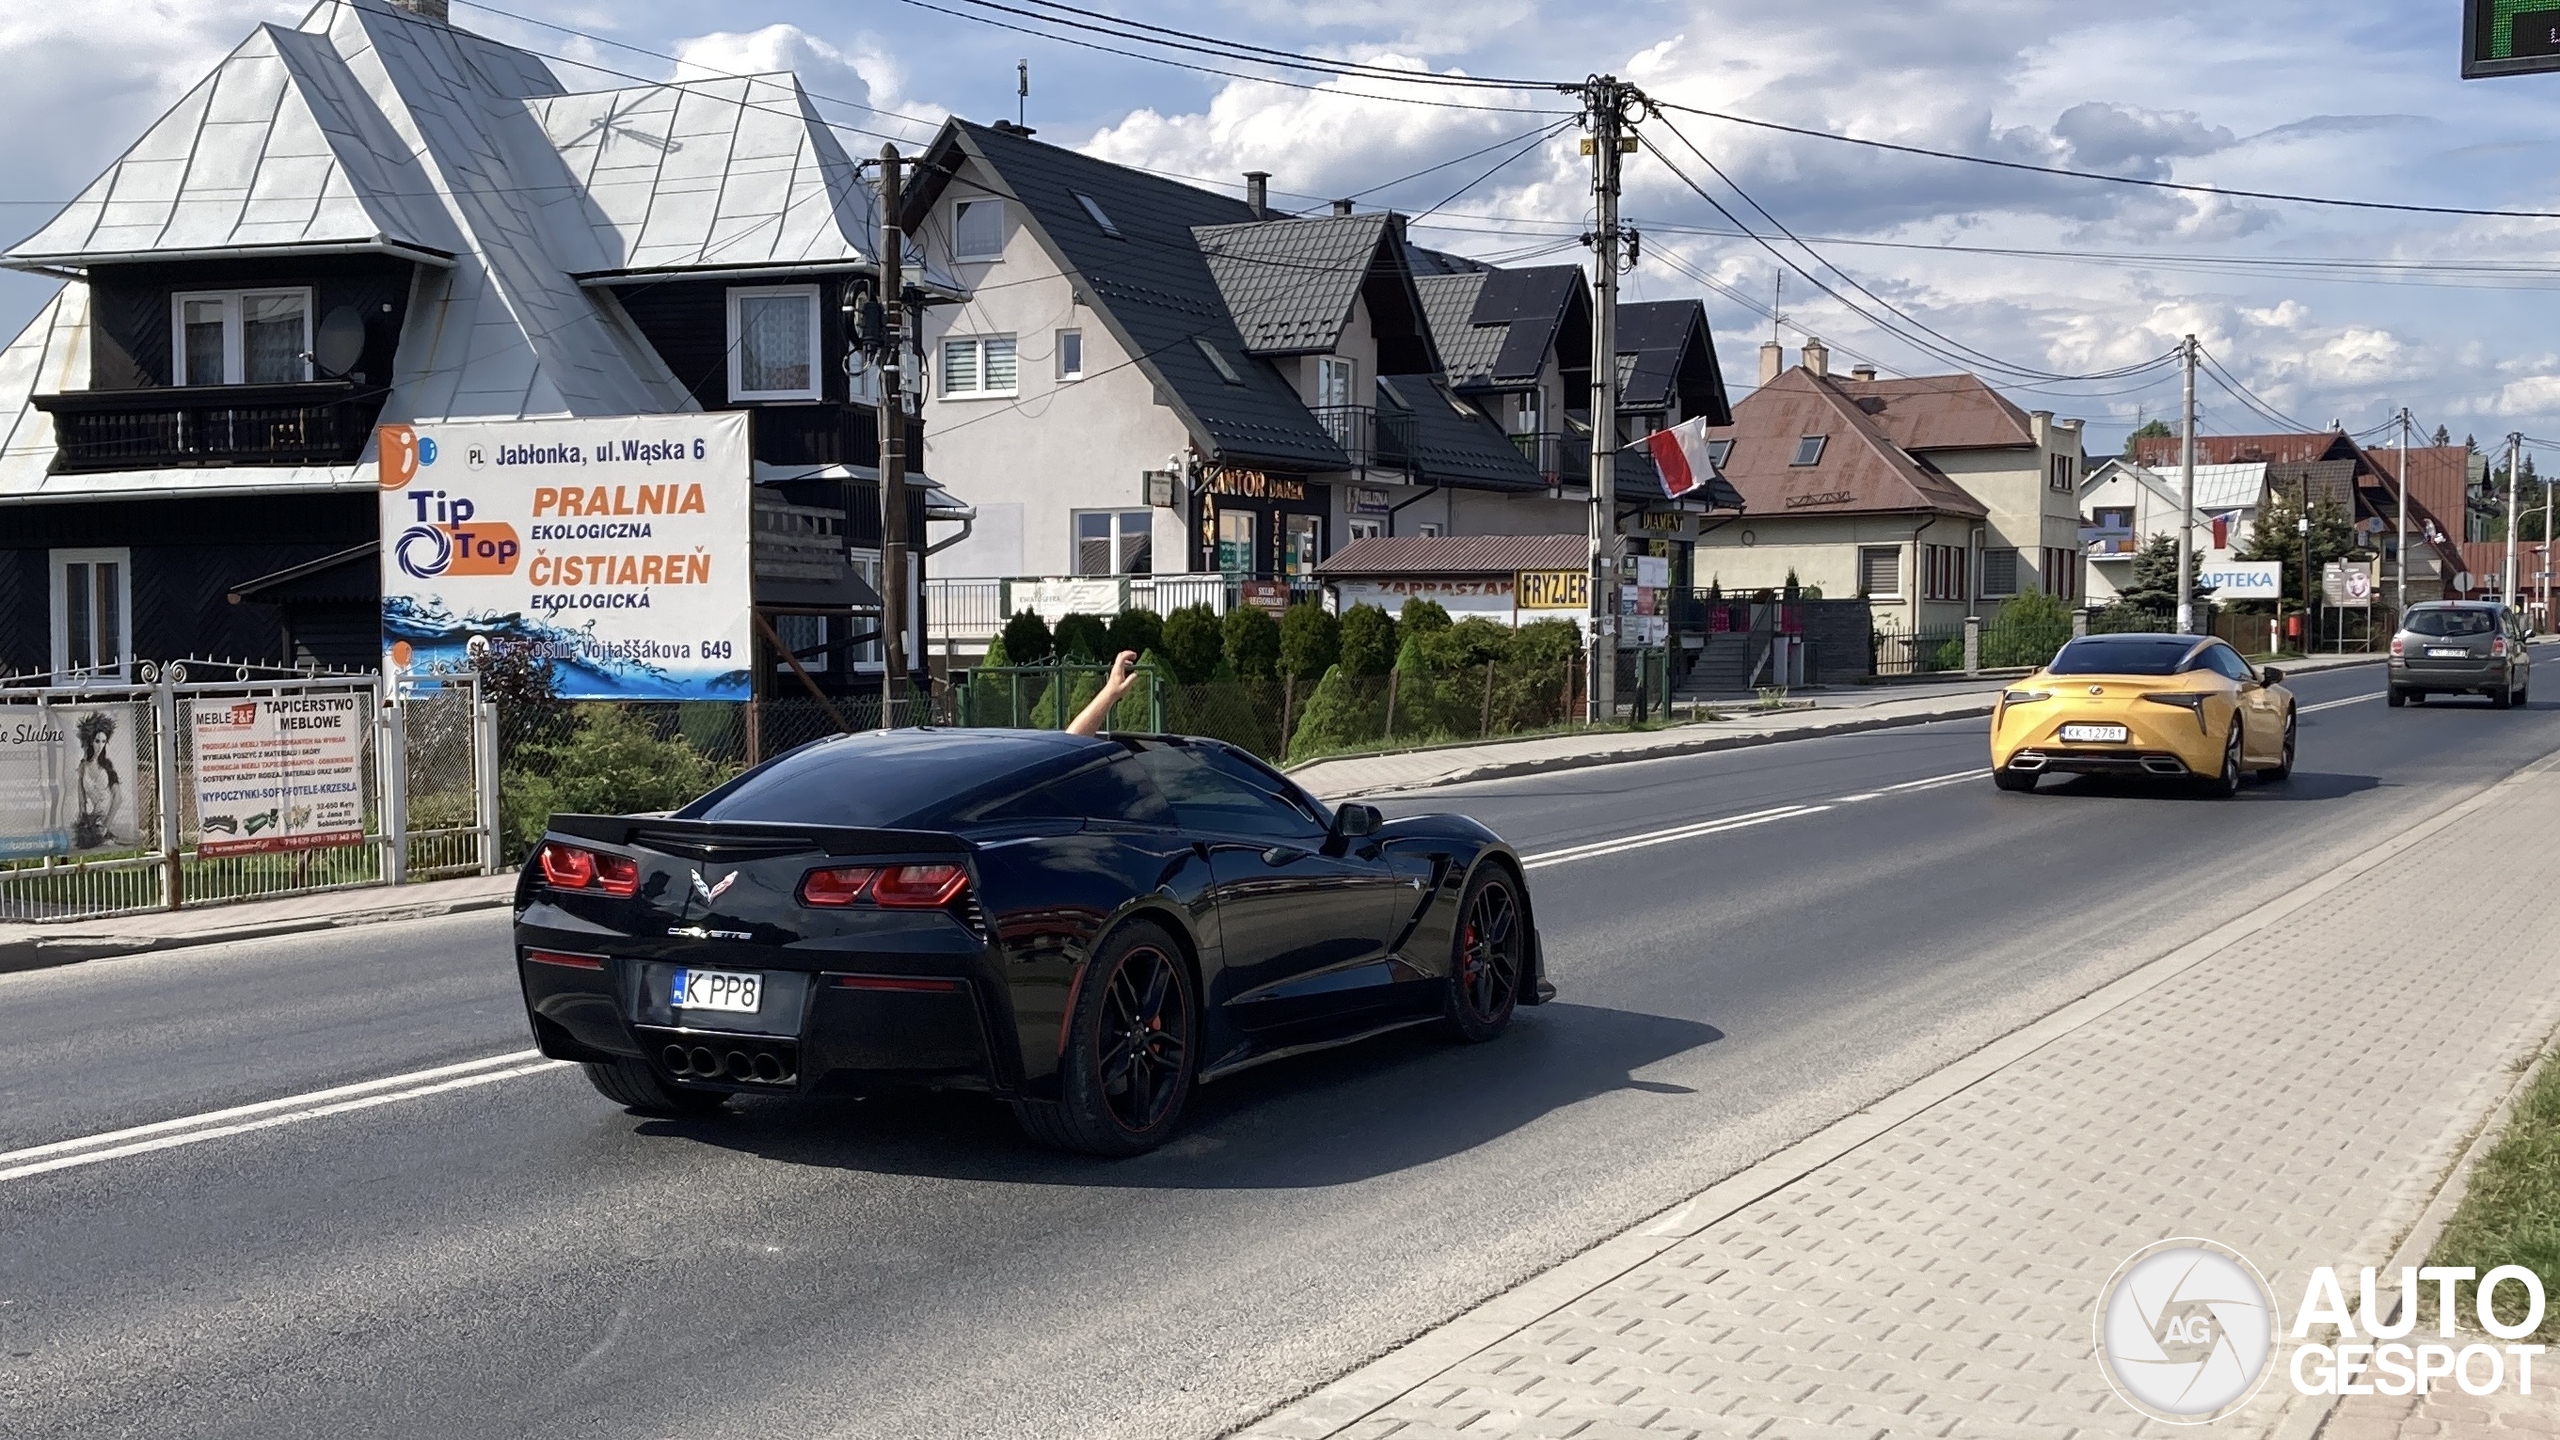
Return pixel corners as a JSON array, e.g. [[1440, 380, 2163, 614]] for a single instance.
[[873, 864, 970, 908], [538, 841, 638, 897], [799, 866, 878, 907]]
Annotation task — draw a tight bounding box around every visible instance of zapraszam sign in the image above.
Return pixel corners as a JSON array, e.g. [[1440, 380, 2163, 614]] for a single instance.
[[187, 697, 366, 857], [377, 413, 753, 701]]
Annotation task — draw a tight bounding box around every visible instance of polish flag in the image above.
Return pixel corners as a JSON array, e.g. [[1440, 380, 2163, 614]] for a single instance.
[[1638, 414, 1723, 499]]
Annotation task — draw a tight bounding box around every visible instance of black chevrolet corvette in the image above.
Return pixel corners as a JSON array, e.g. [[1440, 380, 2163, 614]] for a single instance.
[[514, 728, 1548, 1155]]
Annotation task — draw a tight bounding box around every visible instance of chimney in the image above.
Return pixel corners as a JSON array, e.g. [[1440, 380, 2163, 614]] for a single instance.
[[989, 119, 1038, 138], [1849, 364, 1877, 381], [1758, 341, 1783, 386], [1802, 337, 1829, 376], [2030, 409, 2053, 444], [1331, 198, 1353, 216], [389, 0, 449, 18], [1244, 171, 1270, 219]]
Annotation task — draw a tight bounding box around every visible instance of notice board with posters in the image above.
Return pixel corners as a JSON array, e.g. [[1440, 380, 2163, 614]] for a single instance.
[[378, 413, 753, 701], [187, 696, 367, 856], [0, 704, 142, 859]]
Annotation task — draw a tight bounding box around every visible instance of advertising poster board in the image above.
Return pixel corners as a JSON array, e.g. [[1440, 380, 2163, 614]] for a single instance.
[[0, 704, 142, 859], [379, 413, 753, 701], [188, 696, 367, 857]]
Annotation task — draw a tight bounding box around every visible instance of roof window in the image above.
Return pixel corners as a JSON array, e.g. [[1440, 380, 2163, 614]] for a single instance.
[[1791, 434, 1827, 466], [1073, 192, 1123, 238], [1194, 337, 1242, 385]]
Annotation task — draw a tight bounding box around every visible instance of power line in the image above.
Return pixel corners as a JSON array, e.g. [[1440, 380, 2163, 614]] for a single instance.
[[1407, 121, 1574, 224], [938, 0, 1555, 91], [1655, 100, 2560, 224]]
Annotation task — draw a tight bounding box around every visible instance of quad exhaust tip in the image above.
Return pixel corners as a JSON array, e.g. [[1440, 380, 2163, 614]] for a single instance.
[[660, 1043, 796, 1085]]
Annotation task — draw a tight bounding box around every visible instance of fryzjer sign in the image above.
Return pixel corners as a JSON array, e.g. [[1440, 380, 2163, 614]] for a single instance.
[[378, 414, 753, 701], [187, 697, 365, 856]]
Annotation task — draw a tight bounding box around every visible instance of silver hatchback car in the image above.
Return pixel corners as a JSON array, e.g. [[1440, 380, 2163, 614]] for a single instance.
[[2387, 602, 2531, 708]]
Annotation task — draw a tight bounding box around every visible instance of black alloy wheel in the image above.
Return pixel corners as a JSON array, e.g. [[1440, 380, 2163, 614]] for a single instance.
[[2263, 707, 2296, 781], [2201, 721, 2244, 798], [584, 1057, 731, 1117], [1013, 920, 1194, 1156], [1441, 868, 1523, 1043]]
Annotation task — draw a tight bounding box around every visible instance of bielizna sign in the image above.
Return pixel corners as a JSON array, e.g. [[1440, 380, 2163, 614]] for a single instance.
[[378, 414, 753, 701]]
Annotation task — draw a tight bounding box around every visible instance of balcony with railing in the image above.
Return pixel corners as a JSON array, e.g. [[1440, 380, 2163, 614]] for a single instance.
[[32, 382, 378, 472], [1509, 429, 1591, 488], [1310, 404, 1418, 476]]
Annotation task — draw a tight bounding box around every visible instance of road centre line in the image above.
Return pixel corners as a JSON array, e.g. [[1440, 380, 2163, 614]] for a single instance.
[[0, 1059, 570, 1184], [2300, 692, 2381, 714], [1523, 805, 1830, 869]]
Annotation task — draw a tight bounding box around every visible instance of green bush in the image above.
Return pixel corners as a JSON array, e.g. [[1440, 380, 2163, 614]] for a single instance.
[[1001, 610, 1054, 663], [967, 636, 1046, 727], [503, 705, 734, 856], [1222, 603, 1282, 680], [1161, 604, 1224, 684], [1052, 612, 1109, 662], [1279, 601, 1340, 680], [1286, 664, 1387, 762], [1981, 591, 2074, 668], [1399, 597, 1452, 638], [1107, 606, 1163, 661], [1338, 603, 1398, 676]]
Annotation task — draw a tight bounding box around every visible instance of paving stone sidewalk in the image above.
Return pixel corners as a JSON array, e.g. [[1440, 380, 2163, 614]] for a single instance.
[[1237, 751, 2560, 1440]]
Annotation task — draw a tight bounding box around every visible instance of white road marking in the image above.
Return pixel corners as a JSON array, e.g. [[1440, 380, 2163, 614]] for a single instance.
[[1880, 767, 1994, 793], [1833, 792, 1883, 804], [1523, 805, 1829, 869], [0, 1050, 566, 1184], [2300, 692, 2381, 714]]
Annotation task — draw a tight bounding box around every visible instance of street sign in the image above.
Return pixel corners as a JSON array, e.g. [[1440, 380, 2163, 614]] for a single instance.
[[2196, 560, 2282, 599], [2464, 0, 2560, 77]]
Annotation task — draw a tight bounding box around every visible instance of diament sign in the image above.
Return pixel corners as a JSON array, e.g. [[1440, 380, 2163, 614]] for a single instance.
[[377, 414, 753, 701]]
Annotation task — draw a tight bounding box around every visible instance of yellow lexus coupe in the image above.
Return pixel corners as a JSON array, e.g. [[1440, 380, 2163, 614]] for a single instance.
[[1990, 633, 2296, 796]]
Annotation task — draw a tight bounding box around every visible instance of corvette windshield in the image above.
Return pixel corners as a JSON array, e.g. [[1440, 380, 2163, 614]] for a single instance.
[[2046, 637, 2198, 676]]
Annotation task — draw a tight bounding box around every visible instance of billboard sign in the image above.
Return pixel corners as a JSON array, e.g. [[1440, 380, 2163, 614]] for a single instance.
[[2465, 0, 2560, 77], [0, 704, 142, 859], [378, 413, 753, 701], [2322, 560, 2377, 607], [2196, 560, 2283, 599], [187, 696, 366, 857]]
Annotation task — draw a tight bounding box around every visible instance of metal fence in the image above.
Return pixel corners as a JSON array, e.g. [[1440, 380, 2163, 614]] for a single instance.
[[1872, 622, 1968, 677], [0, 663, 498, 924]]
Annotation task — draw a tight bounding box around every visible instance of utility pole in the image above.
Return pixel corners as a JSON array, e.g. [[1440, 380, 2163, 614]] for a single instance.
[[2176, 335, 2197, 634], [2395, 407, 2410, 617], [1576, 75, 1639, 723], [2506, 432, 2523, 607], [878, 144, 910, 721]]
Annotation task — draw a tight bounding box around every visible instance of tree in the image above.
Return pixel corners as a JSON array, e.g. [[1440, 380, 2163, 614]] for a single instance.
[[1106, 606, 1163, 660], [1337, 603, 1398, 676], [2238, 486, 2360, 608], [1221, 603, 1281, 680], [1398, 597, 1452, 637], [1159, 604, 1224, 684], [2113, 534, 2197, 613], [1278, 601, 1340, 681], [1000, 610, 1053, 664], [1051, 612, 1109, 662], [2433, 424, 2452, 447], [2124, 419, 2173, 453]]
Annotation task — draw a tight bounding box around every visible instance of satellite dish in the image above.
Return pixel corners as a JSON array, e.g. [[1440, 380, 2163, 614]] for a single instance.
[[314, 306, 367, 377]]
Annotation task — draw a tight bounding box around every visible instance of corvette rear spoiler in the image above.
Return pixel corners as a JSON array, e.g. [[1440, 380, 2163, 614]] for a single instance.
[[544, 814, 970, 858]]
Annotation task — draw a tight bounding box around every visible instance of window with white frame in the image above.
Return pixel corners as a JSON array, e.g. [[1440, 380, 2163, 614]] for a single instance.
[[1982, 547, 2020, 597], [727, 285, 822, 402], [1857, 545, 1901, 598], [1056, 328, 1084, 380], [1508, 391, 1541, 435], [1075, 510, 1153, 576], [1347, 517, 1383, 540], [51, 548, 131, 681], [1317, 356, 1357, 409], [941, 335, 1018, 397], [172, 289, 311, 386], [954, 199, 1004, 260], [771, 613, 830, 673]]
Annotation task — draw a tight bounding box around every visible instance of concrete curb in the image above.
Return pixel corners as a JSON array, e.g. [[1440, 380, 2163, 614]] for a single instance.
[[1233, 735, 2557, 1440], [0, 889, 515, 976]]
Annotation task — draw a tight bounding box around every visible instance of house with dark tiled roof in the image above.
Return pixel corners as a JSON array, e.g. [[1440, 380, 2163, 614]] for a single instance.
[[1689, 346, 2091, 632], [0, 0, 962, 689], [898, 120, 1580, 608], [2133, 431, 2468, 601]]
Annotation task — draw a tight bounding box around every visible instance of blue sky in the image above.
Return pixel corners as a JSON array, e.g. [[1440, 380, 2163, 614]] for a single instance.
[[9, 0, 2560, 456]]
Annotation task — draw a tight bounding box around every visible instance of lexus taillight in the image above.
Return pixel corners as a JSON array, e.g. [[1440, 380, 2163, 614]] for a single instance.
[[538, 841, 638, 897], [799, 866, 879, 907], [873, 864, 971, 908]]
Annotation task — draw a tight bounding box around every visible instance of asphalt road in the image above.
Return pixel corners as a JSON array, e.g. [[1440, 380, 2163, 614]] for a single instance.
[[7, 655, 2557, 1439]]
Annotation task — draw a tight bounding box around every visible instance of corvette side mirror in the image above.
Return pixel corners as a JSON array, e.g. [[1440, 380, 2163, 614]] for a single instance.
[[1331, 803, 1382, 840], [2260, 666, 2285, 686]]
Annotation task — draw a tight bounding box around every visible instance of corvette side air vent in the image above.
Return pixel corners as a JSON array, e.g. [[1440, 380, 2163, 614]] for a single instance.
[[628, 830, 821, 862]]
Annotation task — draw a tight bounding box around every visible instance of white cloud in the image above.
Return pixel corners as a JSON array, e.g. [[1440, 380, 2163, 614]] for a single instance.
[[670, 23, 901, 122]]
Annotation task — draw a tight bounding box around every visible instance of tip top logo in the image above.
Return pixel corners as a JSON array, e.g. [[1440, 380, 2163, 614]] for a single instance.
[[395, 489, 520, 581], [2095, 1240, 2279, 1424]]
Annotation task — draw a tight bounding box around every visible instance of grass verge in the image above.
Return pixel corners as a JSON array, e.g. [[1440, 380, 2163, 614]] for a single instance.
[[2426, 1047, 2560, 1343]]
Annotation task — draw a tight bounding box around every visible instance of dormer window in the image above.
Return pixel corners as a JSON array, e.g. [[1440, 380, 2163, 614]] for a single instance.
[[955, 199, 1004, 261], [172, 289, 311, 386], [727, 285, 822, 402], [1791, 434, 1827, 466]]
